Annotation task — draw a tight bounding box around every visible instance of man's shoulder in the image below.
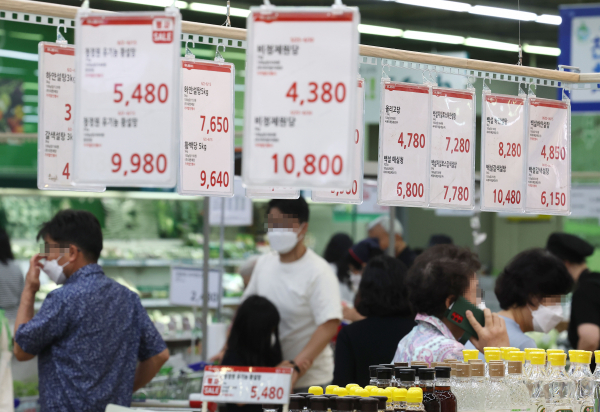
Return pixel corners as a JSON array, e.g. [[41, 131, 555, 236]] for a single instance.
[[303, 249, 335, 273]]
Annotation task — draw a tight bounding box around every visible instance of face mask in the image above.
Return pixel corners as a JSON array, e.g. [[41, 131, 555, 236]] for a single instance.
[[267, 226, 304, 254], [349, 272, 362, 292], [42, 256, 69, 285], [531, 303, 563, 333]]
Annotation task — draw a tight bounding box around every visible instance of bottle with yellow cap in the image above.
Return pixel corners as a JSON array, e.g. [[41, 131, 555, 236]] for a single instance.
[[569, 351, 594, 412], [593, 351, 600, 412], [506, 355, 532, 412], [527, 352, 547, 412], [524, 349, 545, 377], [310, 386, 325, 396], [485, 362, 510, 412], [405, 388, 425, 412], [381, 388, 395, 411], [326, 385, 339, 395], [544, 353, 576, 412], [462, 349, 480, 363], [452, 363, 471, 411], [334, 387, 349, 397], [485, 349, 502, 378], [393, 388, 408, 412]]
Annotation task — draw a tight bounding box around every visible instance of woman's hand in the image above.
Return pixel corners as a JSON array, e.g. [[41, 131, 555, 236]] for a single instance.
[[466, 308, 510, 351]]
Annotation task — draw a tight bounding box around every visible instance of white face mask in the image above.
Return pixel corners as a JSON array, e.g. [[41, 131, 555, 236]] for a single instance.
[[267, 225, 304, 254], [42, 256, 69, 285], [531, 303, 563, 333], [349, 272, 362, 292]]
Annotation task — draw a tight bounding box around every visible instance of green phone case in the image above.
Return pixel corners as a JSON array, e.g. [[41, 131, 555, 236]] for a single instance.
[[445, 296, 485, 340]]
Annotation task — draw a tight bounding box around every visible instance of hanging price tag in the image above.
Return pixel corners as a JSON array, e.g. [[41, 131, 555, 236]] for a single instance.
[[209, 177, 253, 226], [179, 59, 235, 196], [245, 187, 300, 199], [429, 88, 476, 210], [525, 97, 571, 215], [169, 266, 221, 308], [481, 93, 526, 212], [377, 81, 430, 207], [312, 78, 364, 204], [242, 7, 360, 189], [73, 10, 180, 187], [37, 43, 105, 192]]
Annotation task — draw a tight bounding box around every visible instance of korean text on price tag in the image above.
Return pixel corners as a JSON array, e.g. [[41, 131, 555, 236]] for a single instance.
[[199, 366, 293, 405], [312, 78, 364, 204], [169, 266, 221, 308], [245, 187, 300, 199], [243, 7, 360, 189], [179, 59, 235, 196], [525, 97, 571, 215], [481, 93, 526, 212], [73, 10, 180, 187], [429, 88, 476, 210], [37, 43, 105, 192], [378, 82, 430, 207]]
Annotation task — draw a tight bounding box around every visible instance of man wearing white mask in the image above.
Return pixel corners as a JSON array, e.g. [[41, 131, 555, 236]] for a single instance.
[[243, 198, 342, 390], [13, 210, 169, 412]]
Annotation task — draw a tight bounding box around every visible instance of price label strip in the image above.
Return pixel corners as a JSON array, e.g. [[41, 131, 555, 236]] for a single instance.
[[312, 78, 365, 204], [245, 187, 300, 199], [377, 81, 431, 207], [179, 59, 235, 196], [37, 43, 105, 192], [481, 93, 526, 212], [525, 97, 571, 215], [73, 10, 181, 187], [429, 88, 476, 210], [199, 366, 293, 404], [169, 266, 222, 308], [243, 7, 360, 189]]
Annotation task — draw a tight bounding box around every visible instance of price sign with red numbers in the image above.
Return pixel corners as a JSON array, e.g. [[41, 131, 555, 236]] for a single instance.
[[245, 187, 300, 199], [37, 43, 105, 192], [199, 366, 293, 405], [73, 10, 180, 187], [312, 78, 364, 204], [525, 97, 571, 215], [428, 88, 476, 210], [481, 93, 526, 212], [377, 82, 431, 207], [179, 59, 234, 196], [242, 7, 360, 189]]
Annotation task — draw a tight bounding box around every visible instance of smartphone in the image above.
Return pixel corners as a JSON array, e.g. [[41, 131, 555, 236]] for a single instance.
[[445, 296, 485, 340]]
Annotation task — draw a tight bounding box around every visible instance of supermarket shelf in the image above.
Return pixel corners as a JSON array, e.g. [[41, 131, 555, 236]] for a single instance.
[[99, 258, 249, 267], [34, 296, 241, 311]]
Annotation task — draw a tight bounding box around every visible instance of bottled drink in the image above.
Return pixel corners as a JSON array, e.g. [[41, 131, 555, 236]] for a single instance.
[[397, 369, 417, 390], [470, 362, 486, 412], [528, 352, 547, 412], [485, 362, 510, 412], [507, 359, 532, 412], [382, 389, 395, 411], [393, 388, 408, 412], [327, 386, 340, 395], [311, 387, 325, 396], [381, 364, 399, 387], [334, 387, 349, 397], [462, 349, 479, 364], [411, 366, 426, 383], [290, 394, 307, 412], [524, 349, 546, 378], [371, 366, 382, 386], [373, 396, 389, 412], [434, 366, 457, 412], [417, 368, 441, 412], [378, 368, 393, 389], [311, 396, 330, 412], [406, 387, 426, 412], [592, 351, 600, 412], [544, 353, 576, 412], [359, 398, 380, 412], [485, 350, 502, 378], [323, 395, 339, 412], [337, 396, 354, 412], [569, 351, 594, 412], [453, 363, 471, 412]]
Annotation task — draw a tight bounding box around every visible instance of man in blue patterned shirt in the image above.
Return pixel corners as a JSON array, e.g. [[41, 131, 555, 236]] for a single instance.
[[13, 210, 169, 412]]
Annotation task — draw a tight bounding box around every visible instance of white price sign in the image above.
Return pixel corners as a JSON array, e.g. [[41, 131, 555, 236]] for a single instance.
[[429, 88, 476, 210], [179, 59, 235, 196], [377, 82, 430, 207], [243, 7, 360, 189], [73, 10, 180, 187], [246, 187, 300, 199], [169, 266, 221, 308], [481, 93, 526, 212], [198, 365, 293, 404], [37, 43, 105, 192], [357, 179, 388, 214], [312, 78, 365, 204], [525, 97, 571, 215], [209, 177, 253, 226]]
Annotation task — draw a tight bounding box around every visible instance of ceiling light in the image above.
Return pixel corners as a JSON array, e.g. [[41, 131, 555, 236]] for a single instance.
[[189, 3, 250, 17], [358, 24, 403, 37], [0, 49, 38, 61], [523, 43, 561, 56], [393, 0, 472, 13], [464, 37, 519, 52], [470, 5, 537, 21], [403, 30, 465, 44], [536, 14, 562, 25], [110, 0, 188, 8]]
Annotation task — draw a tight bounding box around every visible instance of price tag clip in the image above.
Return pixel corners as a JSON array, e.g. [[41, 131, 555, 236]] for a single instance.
[[56, 24, 68, 45]]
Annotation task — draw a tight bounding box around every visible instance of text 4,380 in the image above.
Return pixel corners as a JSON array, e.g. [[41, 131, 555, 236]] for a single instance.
[[250, 386, 284, 401], [272, 153, 343, 177], [111, 153, 167, 176]]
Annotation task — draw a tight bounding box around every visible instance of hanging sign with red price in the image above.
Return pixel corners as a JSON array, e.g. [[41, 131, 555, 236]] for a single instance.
[[73, 9, 180, 187], [242, 7, 360, 189], [198, 366, 293, 404], [377, 81, 431, 207], [178, 59, 235, 196], [525, 97, 571, 215], [312, 77, 365, 204], [480, 92, 526, 213], [428, 88, 476, 210], [37, 42, 105, 192]]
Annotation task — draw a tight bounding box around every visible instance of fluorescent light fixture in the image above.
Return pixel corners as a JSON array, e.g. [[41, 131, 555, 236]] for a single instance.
[[403, 30, 465, 44], [536, 14, 561, 25], [394, 0, 471, 13], [0, 49, 38, 61], [464, 37, 519, 52], [111, 0, 187, 7], [470, 5, 536, 21], [523, 43, 561, 56], [189, 2, 250, 17], [358, 24, 403, 37]]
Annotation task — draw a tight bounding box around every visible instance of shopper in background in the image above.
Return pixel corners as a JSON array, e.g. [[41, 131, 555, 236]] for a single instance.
[[222, 295, 283, 412], [323, 233, 354, 302], [393, 244, 509, 363], [13, 210, 169, 412], [0, 227, 23, 323], [428, 234, 453, 248], [547, 232, 600, 351], [241, 198, 342, 390], [333, 255, 415, 386], [367, 215, 416, 268]]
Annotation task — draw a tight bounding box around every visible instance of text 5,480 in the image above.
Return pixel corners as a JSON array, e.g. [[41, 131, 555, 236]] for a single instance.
[[111, 153, 167, 176], [272, 153, 343, 177], [250, 386, 284, 402]]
